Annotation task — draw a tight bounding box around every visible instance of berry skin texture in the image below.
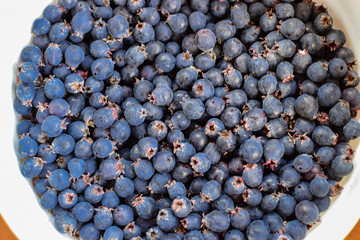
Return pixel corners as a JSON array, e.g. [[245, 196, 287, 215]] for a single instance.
[[190, 152, 211, 174], [201, 180, 222, 202], [310, 175, 330, 198], [44, 43, 63, 66], [280, 18, 306, 40], [155, 53, 176, 73], [156, 208, 179, 232], [47, 169, 71, 191], [243, 108, 267, 131], [91, 57, 114, 80], [65, 45, 85, 69], [224, 176, 246, 198], [92, 138, 113, 158], [54, 211, 77, 234], [150, 86, 174, 106], [132, 196, 158, 220], [115, 176, 134, 198], [343, 119, 360, 140], [85, 184, 105, 204], [58, 189, 78, 209], [284, 220, 306, 240], [167, 13, 188, 34], [312, 126, 337, 146], [243, 164, 263, 188], [317, 83, 341, 107], [73, 202, 95, 223], [329, 58, 348, 78], [103, 226, 124, 240], [295, 94, 319, 120], [40, 189, 58, 210], [18, 135, 38, 158], [239, 138, 263, 164], [203, 210, 230, 233], [20, 157, 44, 178], [295, 200, 320, 225], [153, 151, 176, 173], [125, 103, 147, 126], [94, 207, 113, 230], [331, 155, 353, 177], [99, 158, 125, 180], [246, 220, 270, 240], [294, 154, 313, 173], [249, 56, 269, 78], [182, 98, 205, 120], [79, 223, 100, 240], [171, 196, 192, 218], [113, 205, 134, 227], [195, 29, 216, 52]]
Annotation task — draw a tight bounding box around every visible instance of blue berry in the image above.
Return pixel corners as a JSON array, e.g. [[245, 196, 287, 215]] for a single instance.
[[54, 211, 77, 234], [58, 189, 78, 209], [165, 180, 186, 199], [43, 5, 62, 23], [113, 204, 133, 226], [91, 57, 114, 80], [181, 98, 205, 120], [249, 56, 269, 78], [133, 159, 155, 180], [312, 126, 337, 146], [280, 18, 305, 40], [47, 169, 71, 191], [276, 193, 296, 218], [92, 138, 113, 158], [132, 195, 158, 220], [331, 155, 353, 177], [310, 175, 330, 198], [200, 179, 221, 202], [189, 11, 206, 32], [243, 108, 267, 131], [275, 3, 294, 19], [152, 150, 175, 173], [32, 17, 51, 35], [40, 188, 58, 210], [68, 158, 86, 180], [167, 13, 189, 34], [104, 226, 124, 240], [18, 135, 38, 158], [49, 22, 70, 43], [44, 43, 63, 66], [274, 39, 297, 58], [295, 200, 319, 225], [205, 97, 225, 117], [203, 210, 230, 233], [20, 157, 44, 178], [284, 220, 307, 240], [156, 208, 179, 232], [190, 152, 211, 174], [295, 94, 318, 120], [329, 58, 348, 78], [195, 29, 216, 52], [80, 223, 100, 240], [246, 220, 270, 239], [294, 154, 313, 173]]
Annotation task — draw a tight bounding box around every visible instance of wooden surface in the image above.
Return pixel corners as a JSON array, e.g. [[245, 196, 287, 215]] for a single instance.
[[347, 220, 360, 240], [0, 213, 359, 240], [0, 215, 17, 240]]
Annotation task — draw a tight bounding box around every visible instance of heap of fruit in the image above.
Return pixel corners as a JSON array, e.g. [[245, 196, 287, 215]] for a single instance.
[[14, 0, 360, 239]]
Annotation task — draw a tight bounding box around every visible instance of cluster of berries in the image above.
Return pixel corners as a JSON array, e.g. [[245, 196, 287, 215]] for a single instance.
[[14, 0, 360, 239]]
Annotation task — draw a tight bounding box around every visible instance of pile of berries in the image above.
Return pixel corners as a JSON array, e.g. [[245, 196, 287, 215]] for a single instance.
[[14, 0, 360, 239]]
